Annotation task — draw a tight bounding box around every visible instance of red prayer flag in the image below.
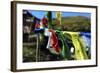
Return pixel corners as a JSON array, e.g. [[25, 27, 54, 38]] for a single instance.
[[49, 29, 60, 54]]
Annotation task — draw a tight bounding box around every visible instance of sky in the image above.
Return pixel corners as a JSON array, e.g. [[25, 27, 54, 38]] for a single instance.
[[28, 10, 91, 19]]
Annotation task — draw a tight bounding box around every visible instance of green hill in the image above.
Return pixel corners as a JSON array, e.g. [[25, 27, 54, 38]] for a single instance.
[[52, 16, 91, 32]]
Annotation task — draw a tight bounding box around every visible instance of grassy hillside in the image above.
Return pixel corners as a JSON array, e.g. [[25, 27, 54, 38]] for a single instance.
[[52, 16, 91, 32]]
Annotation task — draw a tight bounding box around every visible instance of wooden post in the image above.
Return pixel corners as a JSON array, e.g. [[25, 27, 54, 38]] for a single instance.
[[36, 34, 39, 62], [47, 11, 52, 28]]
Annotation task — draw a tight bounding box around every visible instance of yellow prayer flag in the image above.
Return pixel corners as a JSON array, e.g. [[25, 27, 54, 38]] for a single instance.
[[56, 11, 62, 25], [62, 31, 88, 60]]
